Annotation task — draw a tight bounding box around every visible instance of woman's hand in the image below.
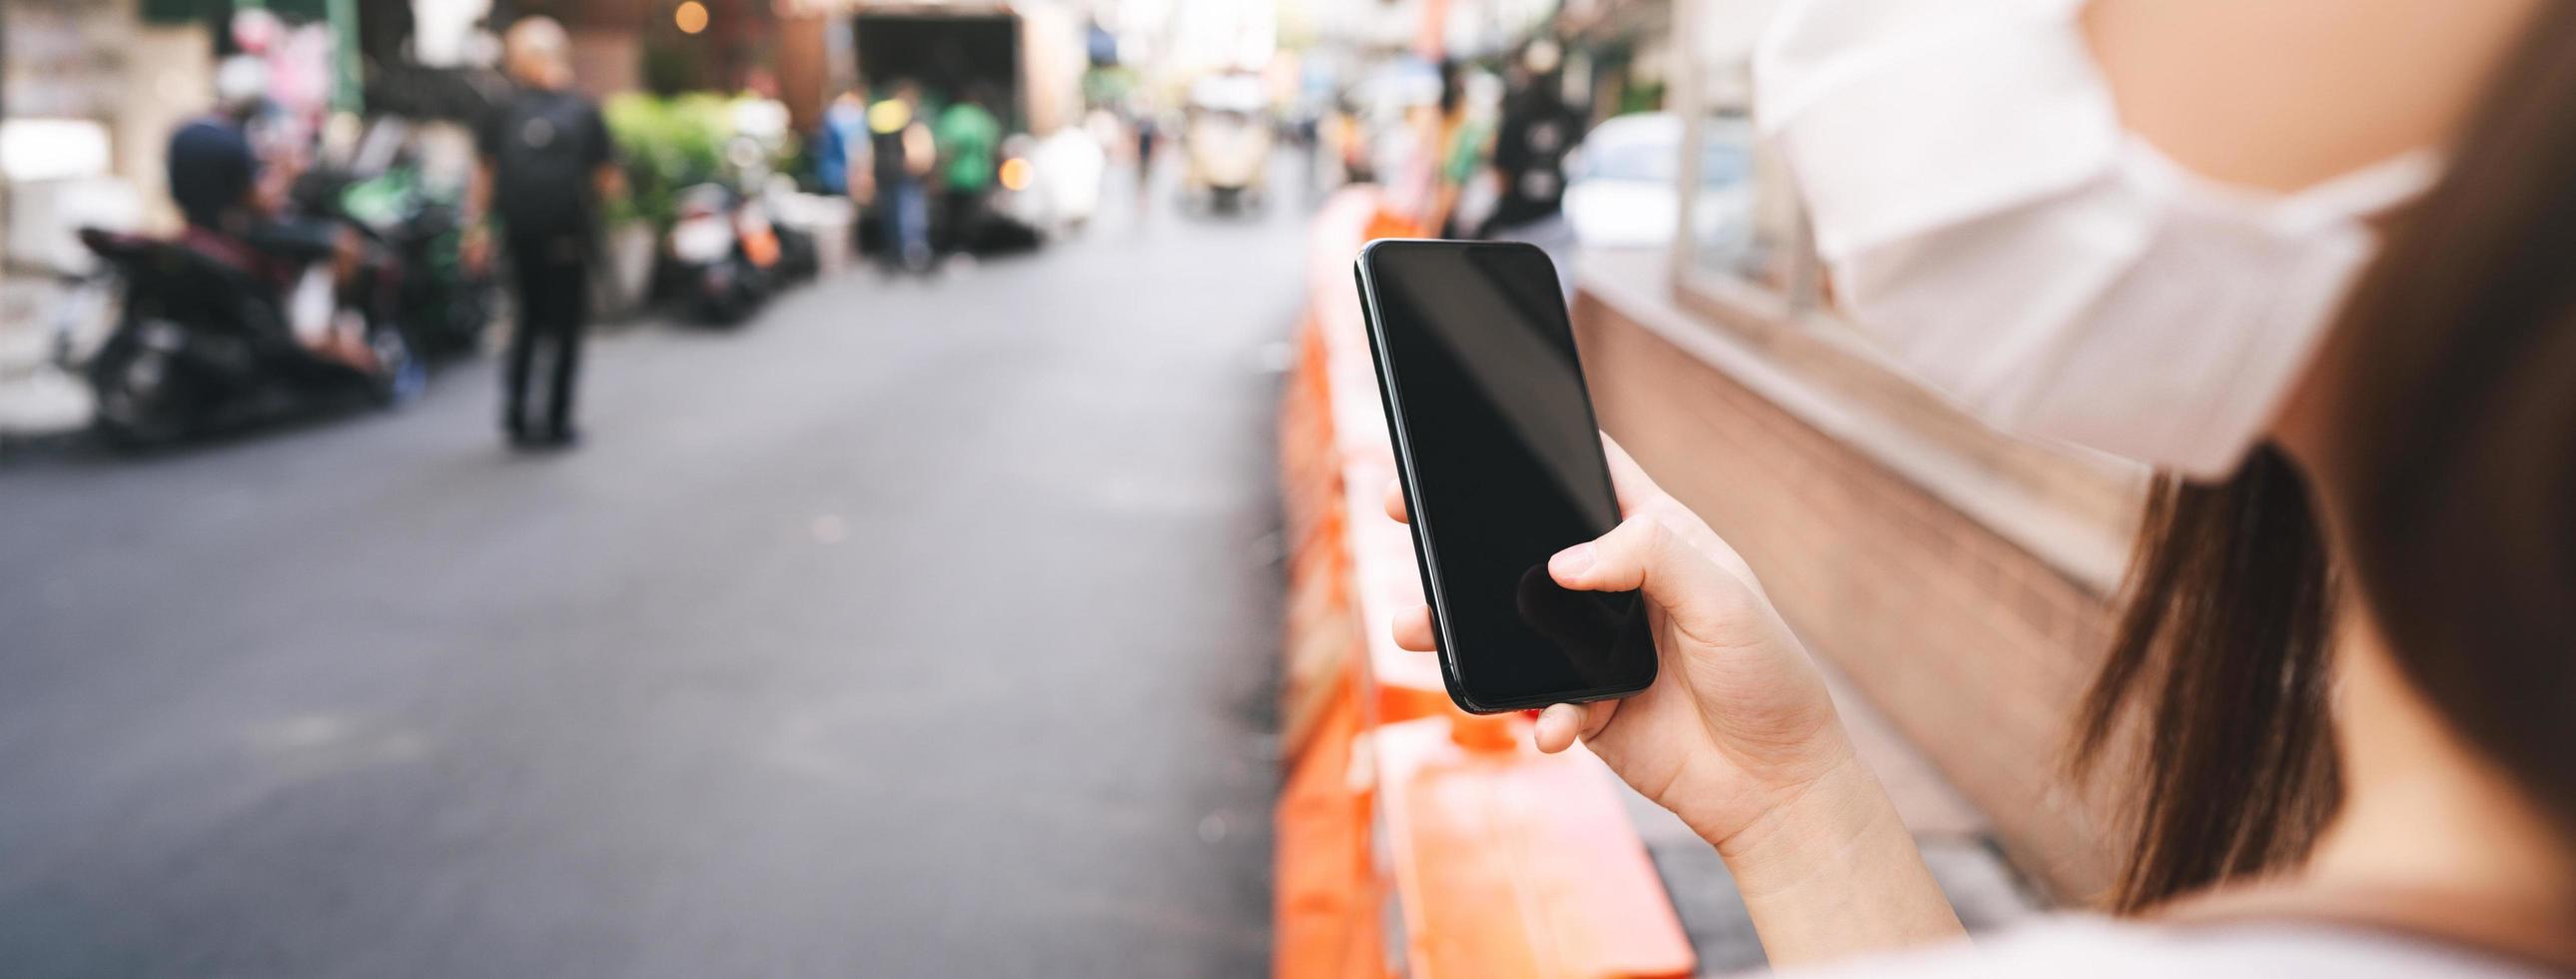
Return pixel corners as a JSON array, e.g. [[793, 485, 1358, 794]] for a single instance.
[[1385, 436, 1964, 963], [1385, 436, 1850, 847]]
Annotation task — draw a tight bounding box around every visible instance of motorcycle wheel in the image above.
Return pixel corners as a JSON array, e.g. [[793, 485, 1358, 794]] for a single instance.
[[87, 328, 191, 448], [695, 262, 761, 326], [369, 325, 427, 407], [704, 289, 755, 326]]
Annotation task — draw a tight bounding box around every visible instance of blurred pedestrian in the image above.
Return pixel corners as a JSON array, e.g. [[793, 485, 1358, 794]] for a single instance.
[[817, 88, 872, 203], [1133, 105, 1159, 212], [934, 84, 1003, 258], [1426, 60, 1494, 239], [817, 88, 874, 258], [868, 80, 936, 273], [1477, 40, 1581, 239], [168, 56, 307, 252], [1326, 99, 1372, 186], [466, 17, 619, 450]]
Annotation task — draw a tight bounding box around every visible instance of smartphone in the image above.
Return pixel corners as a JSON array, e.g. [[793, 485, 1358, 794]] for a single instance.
[[1352, 239, 1658, 714]]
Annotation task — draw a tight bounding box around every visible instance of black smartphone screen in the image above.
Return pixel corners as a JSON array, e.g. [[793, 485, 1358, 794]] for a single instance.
[[1355, 240, 1657, 712]]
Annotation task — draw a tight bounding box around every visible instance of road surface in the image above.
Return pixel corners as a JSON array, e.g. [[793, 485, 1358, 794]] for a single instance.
[[0, 178, 1303, 976]]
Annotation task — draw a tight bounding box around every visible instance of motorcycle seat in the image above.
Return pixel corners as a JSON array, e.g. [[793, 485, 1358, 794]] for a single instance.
[[81, 227, 292, 341]]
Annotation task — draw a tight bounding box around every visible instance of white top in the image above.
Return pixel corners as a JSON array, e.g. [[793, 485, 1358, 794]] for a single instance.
[[1745, 917, 2553, 978]]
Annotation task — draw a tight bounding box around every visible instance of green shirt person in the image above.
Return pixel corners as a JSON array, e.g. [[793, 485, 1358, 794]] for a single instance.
[[935, 99, 1002, 192]]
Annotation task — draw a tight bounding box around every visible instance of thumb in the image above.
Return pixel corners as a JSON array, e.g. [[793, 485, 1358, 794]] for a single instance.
[[1550, 516, 1758, 648]]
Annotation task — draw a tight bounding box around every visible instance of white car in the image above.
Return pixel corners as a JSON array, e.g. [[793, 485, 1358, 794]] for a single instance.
[[1030, 127, 1107, 231], [992, 129, 1108, 239], [1561, 113, 1752, 250]]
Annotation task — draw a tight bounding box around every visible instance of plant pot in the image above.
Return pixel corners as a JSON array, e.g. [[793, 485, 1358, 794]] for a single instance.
[[594, 220, 660, 323]]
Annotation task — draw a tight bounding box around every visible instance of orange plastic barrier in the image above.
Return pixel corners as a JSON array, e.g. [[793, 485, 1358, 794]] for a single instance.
[[1377, 716, 1698, 978], [1273, 189, 1696, 979]]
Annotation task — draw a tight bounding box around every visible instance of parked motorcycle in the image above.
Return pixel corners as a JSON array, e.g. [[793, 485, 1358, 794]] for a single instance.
[[295, 166, 495, 359], [76, 228, 422, 447], [768, 199, 820, 284], [667, 183, 777, 325]]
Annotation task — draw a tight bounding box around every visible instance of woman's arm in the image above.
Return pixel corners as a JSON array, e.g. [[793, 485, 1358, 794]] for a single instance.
[[1713, 756, 1965, 964], [1386, 440, 1967, 966]]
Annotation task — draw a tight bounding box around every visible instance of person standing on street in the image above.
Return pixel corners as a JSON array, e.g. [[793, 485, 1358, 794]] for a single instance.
[[1477, 39, 1582, 240], [1427, 60, 1495, 239], [934, 85, 1002, 260], [817, 87, 874, 258], [465, 17, 618, 450], [816, 88, 872, 203], [1131, 99, 1161, 215], [867, 80, 936, 274]]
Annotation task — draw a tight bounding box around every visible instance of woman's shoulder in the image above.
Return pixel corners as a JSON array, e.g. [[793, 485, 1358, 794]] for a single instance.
[[1743, 915, 2556, 979]]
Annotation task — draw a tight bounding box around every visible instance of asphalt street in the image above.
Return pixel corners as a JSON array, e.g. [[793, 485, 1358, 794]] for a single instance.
[[0, 173, 1305, 976]]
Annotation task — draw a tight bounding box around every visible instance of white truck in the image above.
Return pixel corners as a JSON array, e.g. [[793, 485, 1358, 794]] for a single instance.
[[849, 2, 1101, 239]]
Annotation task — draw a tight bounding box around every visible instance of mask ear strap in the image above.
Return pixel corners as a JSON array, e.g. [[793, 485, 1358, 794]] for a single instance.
[[2282, 149, 2445, 222], [2130, 140, 2444, 234]]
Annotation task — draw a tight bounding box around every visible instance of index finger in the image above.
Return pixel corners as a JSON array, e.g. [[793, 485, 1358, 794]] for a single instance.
[[1383, 478, 1408, 524]]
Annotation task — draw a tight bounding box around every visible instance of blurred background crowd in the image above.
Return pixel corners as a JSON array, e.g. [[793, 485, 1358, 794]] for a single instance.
[[0, 0, 1745, 439]]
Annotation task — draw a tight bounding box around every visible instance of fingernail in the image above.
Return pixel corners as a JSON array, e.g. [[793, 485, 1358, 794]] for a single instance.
[[1550, 543, 1595, 577]]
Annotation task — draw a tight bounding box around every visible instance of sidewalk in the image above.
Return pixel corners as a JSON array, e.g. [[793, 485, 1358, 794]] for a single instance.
[[0, 274, 94, 441]]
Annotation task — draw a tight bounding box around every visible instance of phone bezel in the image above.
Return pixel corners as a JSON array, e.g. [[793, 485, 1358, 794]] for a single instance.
[[1351, 238, 1657, 714]]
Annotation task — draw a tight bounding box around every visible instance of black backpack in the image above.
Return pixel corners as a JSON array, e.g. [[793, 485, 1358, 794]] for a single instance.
[[490, 91, 598, 238]]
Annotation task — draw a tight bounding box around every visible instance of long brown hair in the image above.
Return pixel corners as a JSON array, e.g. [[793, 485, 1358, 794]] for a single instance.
[[2073, 5, 2576, 912]]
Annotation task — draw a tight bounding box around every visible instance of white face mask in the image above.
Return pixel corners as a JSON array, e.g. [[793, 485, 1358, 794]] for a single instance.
[[1752, 0, 2437, 479]]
